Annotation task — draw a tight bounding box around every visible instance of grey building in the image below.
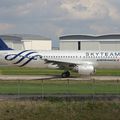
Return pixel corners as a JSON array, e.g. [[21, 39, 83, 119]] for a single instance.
[[59, 34, 120, 51], [0, 34, 51, 50], [0, 35, 24, 50]]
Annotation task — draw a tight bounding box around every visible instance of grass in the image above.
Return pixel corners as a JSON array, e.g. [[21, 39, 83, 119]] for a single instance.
[[96, 69, 120, 76], [0, 80, 119, 94], [0, 67, 120, 120], [0, 66, 120, 76], [0, 101, 120, 120], [0, 66, 119, 94], [0, 66, 63, 75]]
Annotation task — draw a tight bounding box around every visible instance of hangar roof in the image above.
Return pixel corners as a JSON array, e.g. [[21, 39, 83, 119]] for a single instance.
[[60, 34, 120, 41], [0, 35, 21, 41], [0, 34, 50, 41]]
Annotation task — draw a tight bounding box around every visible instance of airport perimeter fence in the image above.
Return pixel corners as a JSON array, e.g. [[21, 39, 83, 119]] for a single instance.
[[0, 78, 120, 101], [0, 78, 120, 120]]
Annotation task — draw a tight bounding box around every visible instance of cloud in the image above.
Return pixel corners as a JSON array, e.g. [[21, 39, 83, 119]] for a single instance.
[[89, 24, 111, 34], [0, 0, 120, 47], [0, 23, 15, 31], [35, 22, 64, 37], [15, 2, 34, 15], [108, 5, 120, 21], [0, 0, 47, 16], [15, 0, 48, 16], [0, 0, 120, 20], [89, 23, 120, 34], [60, 0, 120, 20], [1, 0, 119, 21]]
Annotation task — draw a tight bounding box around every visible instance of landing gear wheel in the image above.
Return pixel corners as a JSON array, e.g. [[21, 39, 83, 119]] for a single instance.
[[61, 71, 70, 78]]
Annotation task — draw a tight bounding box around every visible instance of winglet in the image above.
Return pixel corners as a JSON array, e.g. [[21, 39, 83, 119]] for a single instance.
[[0, 38, 13, 50]]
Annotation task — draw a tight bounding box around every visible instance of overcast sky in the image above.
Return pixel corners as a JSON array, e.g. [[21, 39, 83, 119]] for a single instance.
[[0, 0, 120, 47]]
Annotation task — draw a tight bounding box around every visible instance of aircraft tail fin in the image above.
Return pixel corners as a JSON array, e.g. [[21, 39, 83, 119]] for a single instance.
[[0, 38, 13, 50]]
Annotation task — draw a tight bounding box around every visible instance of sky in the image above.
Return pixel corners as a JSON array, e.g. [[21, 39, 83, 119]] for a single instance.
[[0, 0, 120, 47]]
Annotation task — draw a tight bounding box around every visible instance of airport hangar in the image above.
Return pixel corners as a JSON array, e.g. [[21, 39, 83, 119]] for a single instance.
[[0, 34, 52, 50], [59, 34, 120, 51]]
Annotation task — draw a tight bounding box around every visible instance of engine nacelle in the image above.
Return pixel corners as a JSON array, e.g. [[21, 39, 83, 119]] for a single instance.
[[74, 65, 95, 75]]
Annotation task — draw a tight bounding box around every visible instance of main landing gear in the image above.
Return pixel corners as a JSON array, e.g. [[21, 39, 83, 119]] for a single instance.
[[61, 71, 70, 78]]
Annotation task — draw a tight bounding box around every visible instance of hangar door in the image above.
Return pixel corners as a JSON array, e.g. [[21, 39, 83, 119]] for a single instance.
[[23, 40, 51, 50], [60, 41, 78, 50], [23, 40, 32, 50], [31, 40, 51, 50], [81, 41, 100, 50], [100, 41, 120, 50], [13, 41, 24, 50]]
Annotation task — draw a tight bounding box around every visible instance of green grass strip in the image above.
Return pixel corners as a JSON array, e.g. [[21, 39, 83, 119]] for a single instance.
[[0, 80, 119, 94]]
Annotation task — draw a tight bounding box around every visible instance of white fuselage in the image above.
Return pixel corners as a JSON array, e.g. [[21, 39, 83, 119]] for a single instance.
[[0, 50, 120, 69]]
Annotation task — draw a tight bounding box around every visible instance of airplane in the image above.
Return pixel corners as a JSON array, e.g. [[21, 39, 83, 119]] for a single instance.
[[0, 38, 120, 78]]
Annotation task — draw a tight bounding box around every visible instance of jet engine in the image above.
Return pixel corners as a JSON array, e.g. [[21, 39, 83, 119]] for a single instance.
[[74, 65, 95, 75]]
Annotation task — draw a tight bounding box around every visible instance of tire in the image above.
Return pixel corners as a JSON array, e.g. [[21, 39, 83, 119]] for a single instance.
[[61, 71, 70, 78]]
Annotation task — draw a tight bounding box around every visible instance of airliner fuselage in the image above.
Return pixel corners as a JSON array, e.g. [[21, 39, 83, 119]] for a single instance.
[[1, 38, 120, 77], [0, 50, 120, 70]]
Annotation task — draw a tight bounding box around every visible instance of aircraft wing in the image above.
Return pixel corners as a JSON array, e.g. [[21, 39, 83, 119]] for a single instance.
[[43, 58, 94, 69], [44, 59, 75, 69]]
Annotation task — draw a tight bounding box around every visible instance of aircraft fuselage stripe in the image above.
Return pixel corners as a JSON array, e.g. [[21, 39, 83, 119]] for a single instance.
[[5, 50, 40, 67], [14, 51, 37, 64]]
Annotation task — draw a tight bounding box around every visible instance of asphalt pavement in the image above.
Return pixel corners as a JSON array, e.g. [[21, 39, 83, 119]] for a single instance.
[[0, 75, 119, 80]]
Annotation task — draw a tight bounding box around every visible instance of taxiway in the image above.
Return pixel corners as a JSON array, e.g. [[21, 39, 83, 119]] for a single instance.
[[0, 75, 120, 81]]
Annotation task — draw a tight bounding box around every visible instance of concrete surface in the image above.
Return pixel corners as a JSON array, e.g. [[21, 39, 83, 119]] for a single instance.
[[0, 75, 120, 80]]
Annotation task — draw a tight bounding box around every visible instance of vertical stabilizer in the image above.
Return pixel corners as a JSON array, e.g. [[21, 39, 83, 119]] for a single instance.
[[0, 38, 13, 50]]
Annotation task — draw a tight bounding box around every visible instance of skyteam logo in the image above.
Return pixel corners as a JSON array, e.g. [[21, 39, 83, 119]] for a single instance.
[[5, 50, 42, 67]]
